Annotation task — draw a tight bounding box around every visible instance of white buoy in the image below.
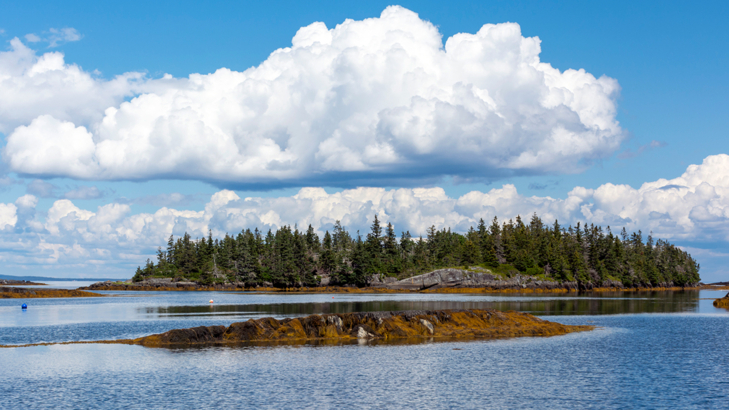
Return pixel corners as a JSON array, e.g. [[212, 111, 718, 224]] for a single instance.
[[209, 299, 214, 304]]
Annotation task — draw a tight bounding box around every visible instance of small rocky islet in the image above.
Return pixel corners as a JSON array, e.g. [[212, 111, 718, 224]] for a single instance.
[[14, 309, 587, 349], [0, 309, 592, 349]]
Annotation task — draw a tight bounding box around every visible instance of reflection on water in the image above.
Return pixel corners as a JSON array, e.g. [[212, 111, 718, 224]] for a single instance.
[[149, 290, 703, 318], [154, 335, 453, 351]]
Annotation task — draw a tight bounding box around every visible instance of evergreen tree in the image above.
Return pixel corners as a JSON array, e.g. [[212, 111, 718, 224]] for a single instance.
[[133, 214, 700, 288]]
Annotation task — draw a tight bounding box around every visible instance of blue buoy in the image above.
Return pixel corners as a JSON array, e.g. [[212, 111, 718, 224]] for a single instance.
[[21, 303, 27, 309]]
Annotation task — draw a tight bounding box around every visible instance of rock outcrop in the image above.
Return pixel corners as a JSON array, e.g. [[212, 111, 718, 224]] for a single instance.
[[372, 268, 575, 291], [130, 309, 593, 348]]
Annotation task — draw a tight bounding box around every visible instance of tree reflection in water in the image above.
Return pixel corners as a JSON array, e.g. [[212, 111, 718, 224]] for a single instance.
[[144, 290, 700, 318]]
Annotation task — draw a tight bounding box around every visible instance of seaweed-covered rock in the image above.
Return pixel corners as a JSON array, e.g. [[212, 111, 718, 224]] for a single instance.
[[0, 287, 103, 299], [713, 292, 729, 309], [131, 309, 593, 347]]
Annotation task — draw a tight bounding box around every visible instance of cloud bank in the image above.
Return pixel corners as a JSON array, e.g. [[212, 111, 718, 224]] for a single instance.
[[0, 155, 726, 279], [2, 6, 623, 187]]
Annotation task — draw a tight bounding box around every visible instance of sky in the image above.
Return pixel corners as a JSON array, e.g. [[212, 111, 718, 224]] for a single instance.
[[0, 0, 727, 281]]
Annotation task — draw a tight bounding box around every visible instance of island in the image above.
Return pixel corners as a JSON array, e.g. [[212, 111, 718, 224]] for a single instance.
[[128, 309, 593, 347], [84, 214, 700, 294]]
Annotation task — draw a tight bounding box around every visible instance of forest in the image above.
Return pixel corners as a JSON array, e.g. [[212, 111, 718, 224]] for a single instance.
[[132, 214, 701, 287]]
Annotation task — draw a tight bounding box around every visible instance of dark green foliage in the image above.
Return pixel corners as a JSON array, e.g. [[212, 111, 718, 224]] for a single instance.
[[133, 215, 701, 287]]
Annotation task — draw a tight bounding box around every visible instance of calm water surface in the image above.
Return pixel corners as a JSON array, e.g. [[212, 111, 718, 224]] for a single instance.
[[1, 290, 727, 409]]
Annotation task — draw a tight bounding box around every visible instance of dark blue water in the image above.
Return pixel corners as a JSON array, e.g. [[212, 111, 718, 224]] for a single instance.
[[1, 290, 727, 409]]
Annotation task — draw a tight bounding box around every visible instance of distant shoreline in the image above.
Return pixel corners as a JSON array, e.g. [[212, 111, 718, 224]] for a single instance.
[[0, 274, 117, 283], [0, 279, 45, 286], [0, 287, 104, 299]]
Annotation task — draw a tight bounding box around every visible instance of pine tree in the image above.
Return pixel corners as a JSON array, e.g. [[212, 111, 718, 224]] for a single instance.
[[384, 222, 401, 275], [462, 240, 479, 266]]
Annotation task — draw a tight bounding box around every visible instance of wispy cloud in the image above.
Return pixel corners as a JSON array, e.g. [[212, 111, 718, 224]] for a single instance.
[[618, 140, 667, 159], [64, 185, 104, 200], [115, 193, 203, 207], [24, 33, 41, 43], [27, 179, 59, 198], [26, 179, 106, 200], [47, 27, 82, 47], [528, 180, 559, 190], [22, 27, 82, 48]]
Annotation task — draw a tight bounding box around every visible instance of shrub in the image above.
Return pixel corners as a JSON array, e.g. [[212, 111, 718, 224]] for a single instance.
[[495, 264, 519, 278], [525, 267, 542, 276]]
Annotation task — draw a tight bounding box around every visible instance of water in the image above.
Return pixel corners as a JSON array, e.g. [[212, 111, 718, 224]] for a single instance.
[[1, 290, 728, 409]]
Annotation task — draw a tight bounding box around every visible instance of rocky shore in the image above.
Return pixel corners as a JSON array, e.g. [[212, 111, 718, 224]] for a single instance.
[[714, 293, 729, 309], [128, 309, 593, 348], [0, 287, 104, 299], [368, 268, 573, 291], [81, 267, 699, 294], [0, 279, 45, 286]]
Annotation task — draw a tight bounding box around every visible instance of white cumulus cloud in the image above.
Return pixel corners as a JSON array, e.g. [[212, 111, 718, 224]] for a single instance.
[[2, 6, 624, 187], [0, 38, 148, 133]]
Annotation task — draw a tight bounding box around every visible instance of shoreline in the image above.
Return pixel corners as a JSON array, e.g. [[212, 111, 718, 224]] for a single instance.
[[79, 282, 703, 294], [83, 267, 703, 295]]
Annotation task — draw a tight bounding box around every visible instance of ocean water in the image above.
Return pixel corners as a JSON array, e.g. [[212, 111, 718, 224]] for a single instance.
[[0, 290, 727, 409]]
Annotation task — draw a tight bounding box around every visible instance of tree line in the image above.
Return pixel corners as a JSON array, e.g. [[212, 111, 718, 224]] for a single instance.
[[133, 214, 700, 287]]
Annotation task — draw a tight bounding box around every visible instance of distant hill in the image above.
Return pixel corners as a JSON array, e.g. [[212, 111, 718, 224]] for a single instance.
[[0, 274, 116, 282]]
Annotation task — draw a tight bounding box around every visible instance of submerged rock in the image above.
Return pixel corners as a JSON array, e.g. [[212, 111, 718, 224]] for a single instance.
[[131, 309, 593, 348]]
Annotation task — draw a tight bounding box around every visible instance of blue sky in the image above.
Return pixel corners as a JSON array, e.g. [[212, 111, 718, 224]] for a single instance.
[[0, 0, 728, 280]]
